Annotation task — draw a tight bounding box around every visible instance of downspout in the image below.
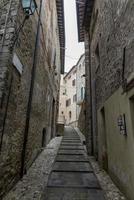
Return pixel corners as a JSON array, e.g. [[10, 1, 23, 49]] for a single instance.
[[20, 0, 43, 178], [89, 35, 94, 156], [122, 47, 127, 92]]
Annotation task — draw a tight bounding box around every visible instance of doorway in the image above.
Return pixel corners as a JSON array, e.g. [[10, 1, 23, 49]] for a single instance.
[[100, 107, 108, 171], [42, 128, 46, 147]]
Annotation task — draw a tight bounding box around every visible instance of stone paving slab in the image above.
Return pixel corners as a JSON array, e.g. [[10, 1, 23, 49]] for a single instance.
[[61, 142, 82, 146], [58, 149, 85, 155], [62, 139, 81, 141], [62, 137, 80, 139], [53, 161, 93, 172], [47, 172, 101, 188], [59, 145, 84, 150], [63, 136, 80, 138], [44, 188, 105, 200], [64, 136, 80, 139], [56, 154, 89, 162], [61, 140, 81, 143]]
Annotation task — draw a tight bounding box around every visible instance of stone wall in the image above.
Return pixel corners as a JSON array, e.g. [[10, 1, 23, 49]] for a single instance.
[[89, 0, 134, 199], [84, 31, 93, 155], [90, 0, 134, 109], [0, 0, 61, 198]]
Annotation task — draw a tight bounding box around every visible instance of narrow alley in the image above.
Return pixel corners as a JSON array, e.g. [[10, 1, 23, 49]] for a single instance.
[[0, 0, 134, 199]]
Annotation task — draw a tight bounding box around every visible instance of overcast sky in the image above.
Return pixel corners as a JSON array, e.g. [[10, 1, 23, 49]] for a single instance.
[[64, 0, 84, 72]]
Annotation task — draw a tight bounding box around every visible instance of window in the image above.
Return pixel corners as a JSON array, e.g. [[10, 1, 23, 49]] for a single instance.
[[95, 43, 100, 63], [79, 64, 81, 70], [72, 79, 76, 86], [81, 87, 85, 100], [61, 111, 64, 114], [66, 98, 71, 107], [69, 111, 72, 119], [63, 89, 66, 95], [130, 96, 134, 134], [73, 94, 77, 102]]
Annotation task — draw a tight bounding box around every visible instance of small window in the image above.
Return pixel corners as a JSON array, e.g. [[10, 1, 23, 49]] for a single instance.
[[72, 79, 76, 86], [63, 89, 67, 95], [130, 96, 134, 134], [79, 64, 81, 70], [69, 111, 72, 119], [66, 99, 71, 107], [61, 111, 64, 114], [95, 43, 100, 62]]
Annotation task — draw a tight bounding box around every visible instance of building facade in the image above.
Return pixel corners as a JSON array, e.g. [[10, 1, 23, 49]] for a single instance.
[[64, 66, 77, 126], [58, 54, 85, 129], [0, 0, 65, 198], [76, 0, 134, 199]]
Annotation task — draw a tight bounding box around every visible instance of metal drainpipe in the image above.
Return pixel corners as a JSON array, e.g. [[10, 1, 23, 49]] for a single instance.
[[89, 37, 94, 156], [122, 47, 127, 91], [20, 0, 43, 178]]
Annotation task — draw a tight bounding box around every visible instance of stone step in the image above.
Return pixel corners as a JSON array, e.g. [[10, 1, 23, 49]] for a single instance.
[[61, 143, 82, 146], [58, 149, 85, 155], [56, 154, 89, 162], [62, 140, 81, 143], [47, 172, 101, 189], [59, 146, 84, 150], [44, 188, 105, 200], [53, 161, 93, 172]]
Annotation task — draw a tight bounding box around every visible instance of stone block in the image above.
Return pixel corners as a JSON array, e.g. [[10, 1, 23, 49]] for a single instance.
[[47, 171, 101, 188]]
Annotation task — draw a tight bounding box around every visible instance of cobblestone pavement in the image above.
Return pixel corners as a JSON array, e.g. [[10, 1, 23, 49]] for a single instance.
[[3, 137, 62, 200]]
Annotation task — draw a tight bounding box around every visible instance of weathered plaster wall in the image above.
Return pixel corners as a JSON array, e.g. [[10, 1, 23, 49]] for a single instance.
[[64, 67, 77, 126], [98, 87, 134, 200]]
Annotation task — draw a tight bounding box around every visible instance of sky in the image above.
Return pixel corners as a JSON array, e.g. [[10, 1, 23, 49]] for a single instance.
[[64, 0, 84, 72]]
